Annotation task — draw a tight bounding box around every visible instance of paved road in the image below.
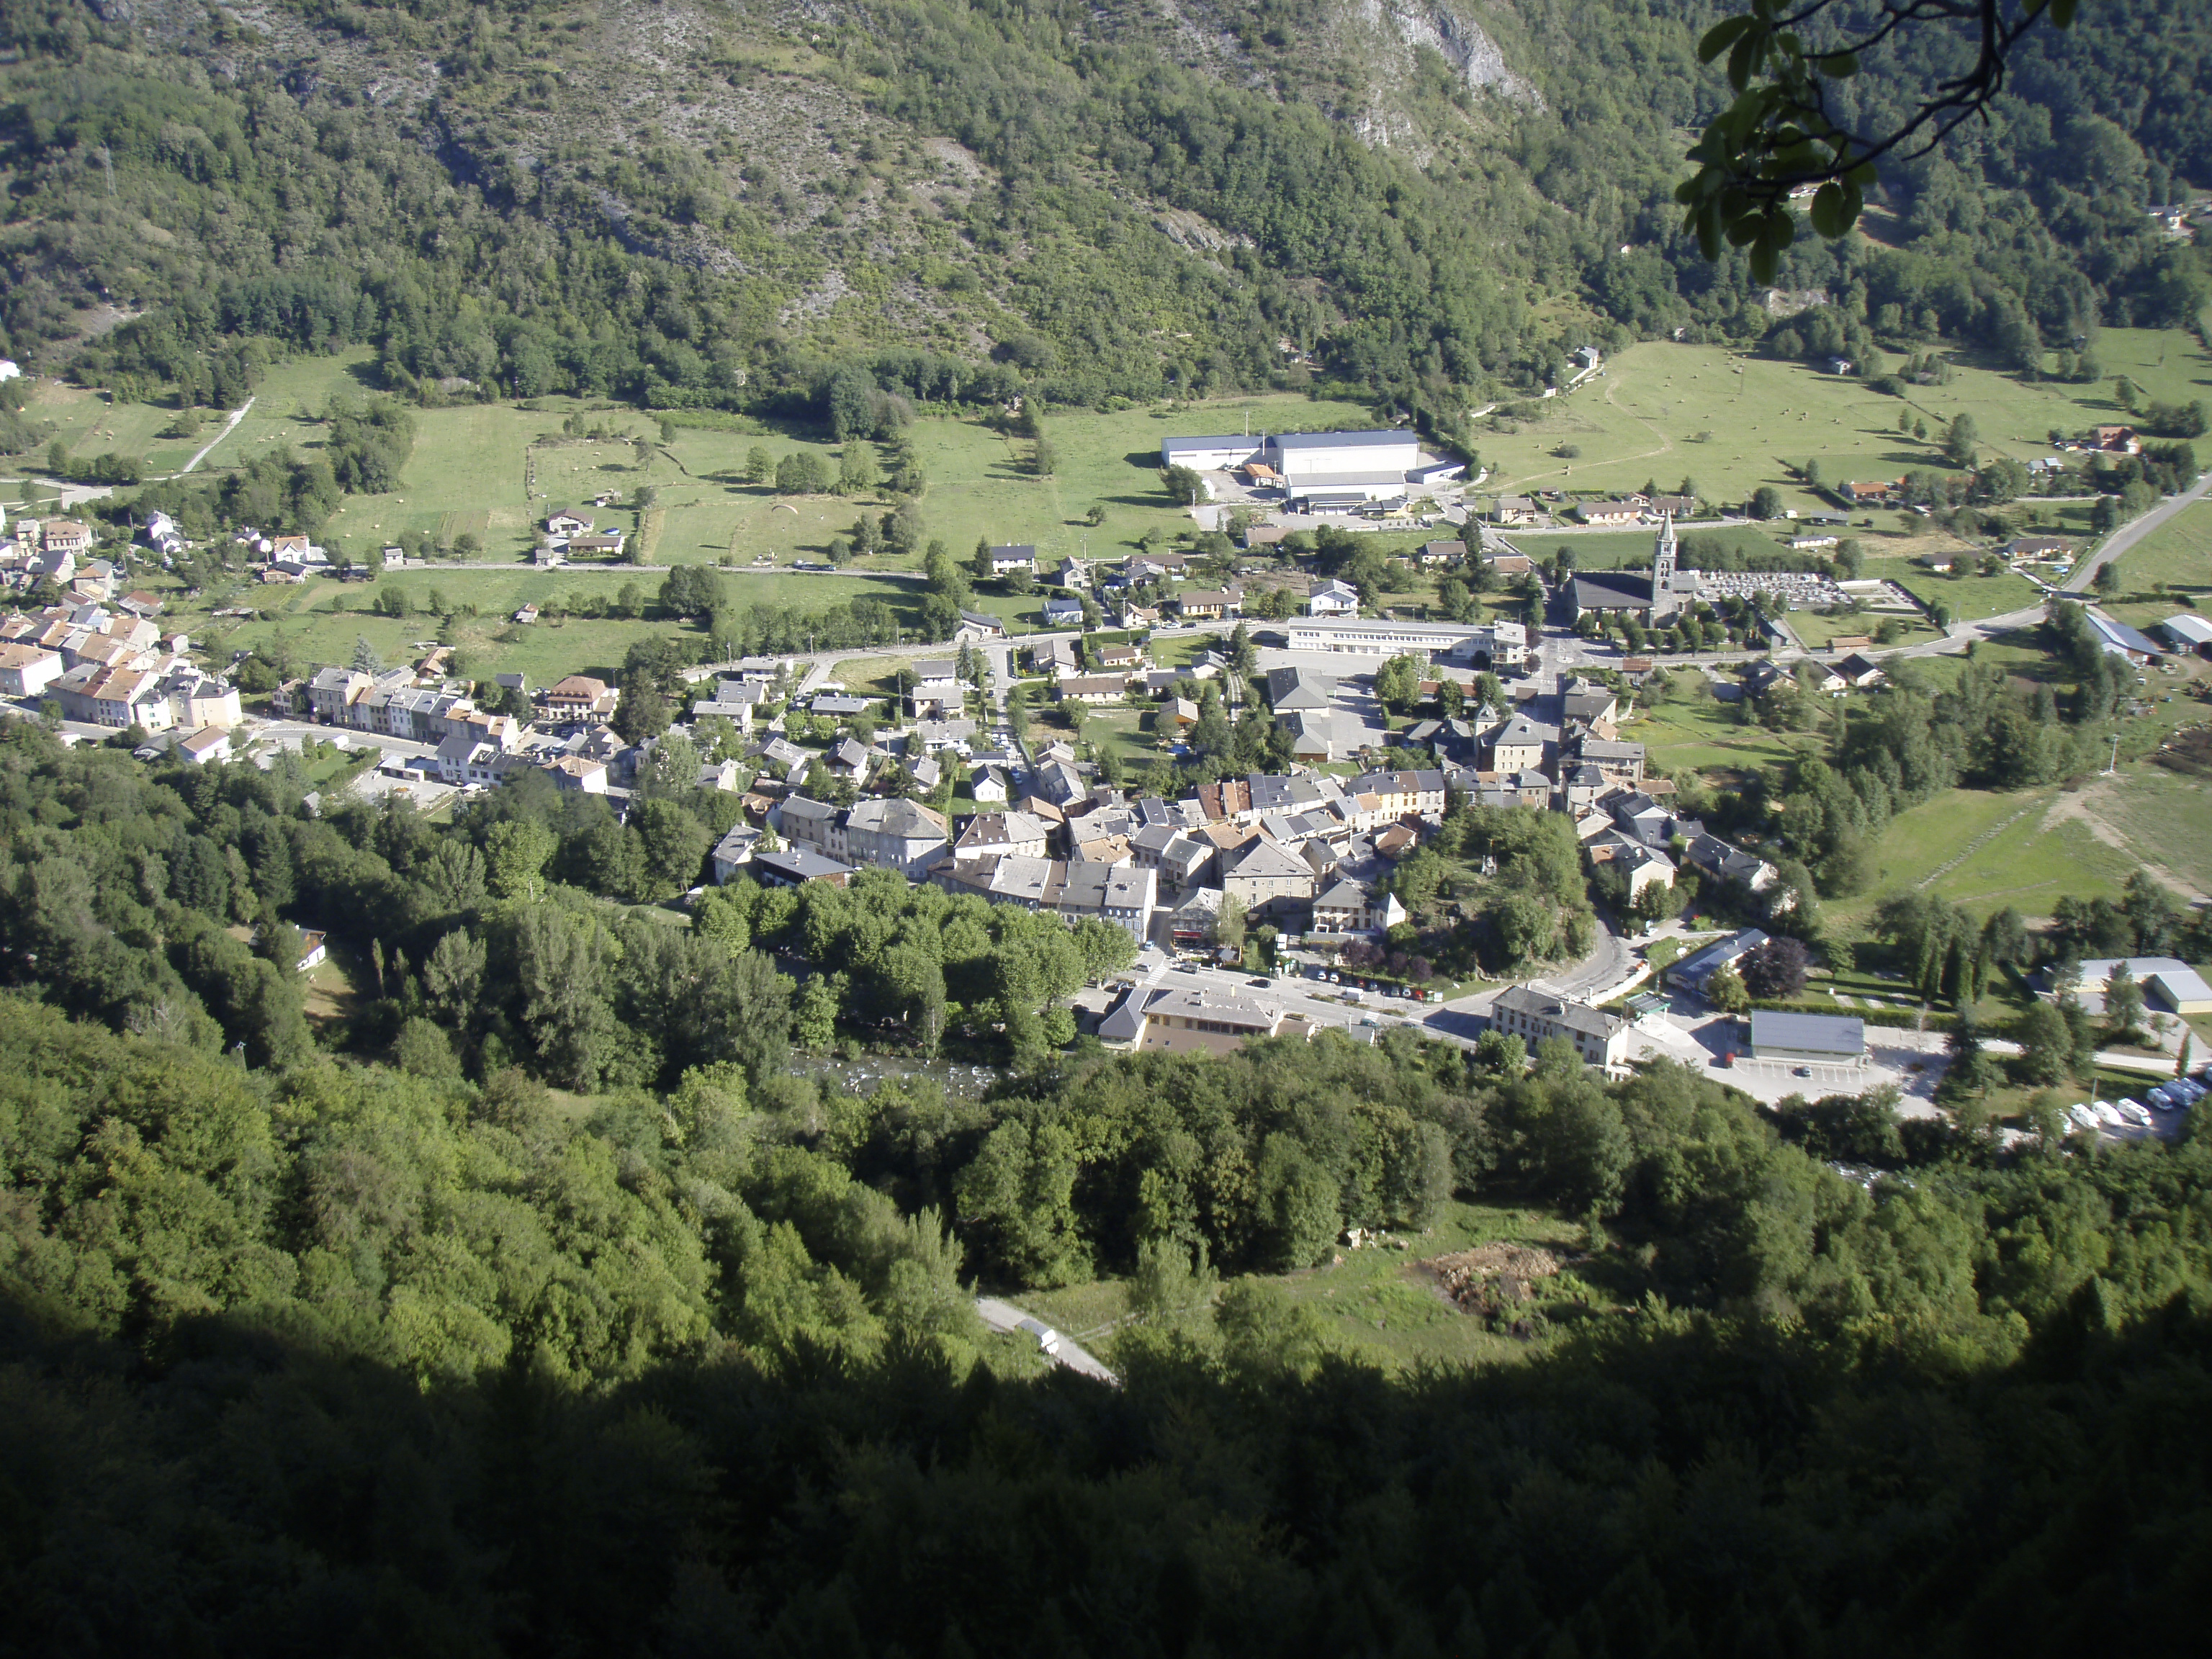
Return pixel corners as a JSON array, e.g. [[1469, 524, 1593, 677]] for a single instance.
[[253, 719, 438, 761], [2062, 468, 2212, 594], [1531, 911, 1635, 1000]]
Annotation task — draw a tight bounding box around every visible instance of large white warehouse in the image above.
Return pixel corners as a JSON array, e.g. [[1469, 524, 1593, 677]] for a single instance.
[[1161, 435, 1263, 470], [1264, 429, 1422, 480]]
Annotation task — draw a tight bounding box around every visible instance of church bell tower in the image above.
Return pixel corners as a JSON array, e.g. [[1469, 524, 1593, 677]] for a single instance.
[[1652, 511, 1678, 591]]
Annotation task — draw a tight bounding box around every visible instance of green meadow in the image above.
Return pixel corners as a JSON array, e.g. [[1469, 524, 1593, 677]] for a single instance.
[[2100, 498, 2212, 606], [1475, 328, 2212, 516]]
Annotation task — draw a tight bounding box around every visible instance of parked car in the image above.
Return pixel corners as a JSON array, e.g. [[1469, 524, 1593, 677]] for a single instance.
[[2119, 1099, 2154, 1127], [1175, 963, 1201, 975], [2147, 1086, 2175, 1111], [1249, 976, 1271, 989]]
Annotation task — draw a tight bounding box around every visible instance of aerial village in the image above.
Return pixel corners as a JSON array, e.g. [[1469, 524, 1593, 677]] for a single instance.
[[5, 426, 2209, 1113]]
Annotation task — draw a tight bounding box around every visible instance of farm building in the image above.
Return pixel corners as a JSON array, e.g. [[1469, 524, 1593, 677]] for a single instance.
[[2085, 609, 2162, 662], [2160, 613, 2212, 654], [2047, 958, 2212, 1017]]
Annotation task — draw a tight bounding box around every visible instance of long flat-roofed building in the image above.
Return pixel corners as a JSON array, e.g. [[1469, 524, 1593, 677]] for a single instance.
[[1747, 1011, 1867, 1064], [1264, 430, 1422, 480], [1161, 436, 1264, 471], [1282, 617, 1527, 667]]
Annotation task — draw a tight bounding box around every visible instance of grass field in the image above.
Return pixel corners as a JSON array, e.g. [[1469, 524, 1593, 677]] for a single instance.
[[1887, 563, 2048, 622], [9, 378, 203, 477], [1498, 522, 1783, 571], [1788, 608, 1938, 649], [2061, 764, 2212, 902], [1823, 784, 2143, 938], [1475, 328, 2212, 516], [2103, 499, 2212, 601], [1627, 688, 1809, 783], [199, 567, 938, 684], [1014, 1198, 1595, 1372]]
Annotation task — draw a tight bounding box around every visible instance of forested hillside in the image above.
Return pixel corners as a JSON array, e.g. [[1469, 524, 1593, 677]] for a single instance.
[[6, 713, 2212, 1650], [4, 0, 2208, 449]]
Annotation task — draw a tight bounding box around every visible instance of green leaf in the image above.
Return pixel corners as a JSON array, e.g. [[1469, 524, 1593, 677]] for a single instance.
[[2051, 0, 2078, 26], [1809, 182, 1847, 238], [1727, 33, 1758, 91], [1818, 50, 1859, 76], [1698, 16, 1755, 63]]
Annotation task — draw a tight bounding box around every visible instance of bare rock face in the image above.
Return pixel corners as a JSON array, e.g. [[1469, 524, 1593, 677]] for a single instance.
[[1347, 0, 1536, 101]]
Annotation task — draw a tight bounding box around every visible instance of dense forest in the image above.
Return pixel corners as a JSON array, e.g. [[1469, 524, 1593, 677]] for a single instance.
[[7, 727, 2212, 1646], [3, 0, 2208, 453]]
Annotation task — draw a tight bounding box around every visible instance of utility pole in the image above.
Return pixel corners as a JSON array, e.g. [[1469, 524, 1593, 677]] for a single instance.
[[2105, 732, 2119, 776]]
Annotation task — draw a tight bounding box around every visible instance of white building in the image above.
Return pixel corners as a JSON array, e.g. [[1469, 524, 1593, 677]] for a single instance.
[[1264, 430, 1422, 482], [1282, 617, 1528, 667], [0, 641, 64, 698], [1488, 986, 1632, 1068], [1161, 436, 1264, 472], [1305, 579, 1360, 617]]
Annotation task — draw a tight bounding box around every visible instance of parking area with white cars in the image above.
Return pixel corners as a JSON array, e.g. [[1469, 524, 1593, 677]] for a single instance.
[[2065, 1069, 2208, 1142]]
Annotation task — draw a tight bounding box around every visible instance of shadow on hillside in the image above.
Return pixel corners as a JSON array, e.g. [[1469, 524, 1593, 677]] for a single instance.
[[4, 1269, 2208, 1654]]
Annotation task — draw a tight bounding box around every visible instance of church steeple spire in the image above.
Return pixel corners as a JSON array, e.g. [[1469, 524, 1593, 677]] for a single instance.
[[1652, 511, 1678, 590]]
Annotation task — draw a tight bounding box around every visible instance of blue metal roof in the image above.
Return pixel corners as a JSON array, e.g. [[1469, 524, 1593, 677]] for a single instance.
[[2086, 608, 2162, 657]]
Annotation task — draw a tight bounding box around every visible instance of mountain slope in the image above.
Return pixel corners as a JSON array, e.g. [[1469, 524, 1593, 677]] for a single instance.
[[1, 0, 2206, 436]]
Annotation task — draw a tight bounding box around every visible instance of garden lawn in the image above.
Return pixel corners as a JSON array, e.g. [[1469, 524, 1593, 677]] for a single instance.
[[1076, 708, 1160, 772]]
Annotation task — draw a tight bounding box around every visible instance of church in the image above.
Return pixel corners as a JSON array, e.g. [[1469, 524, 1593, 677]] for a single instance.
[[1570, 516, 1696, 625]]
